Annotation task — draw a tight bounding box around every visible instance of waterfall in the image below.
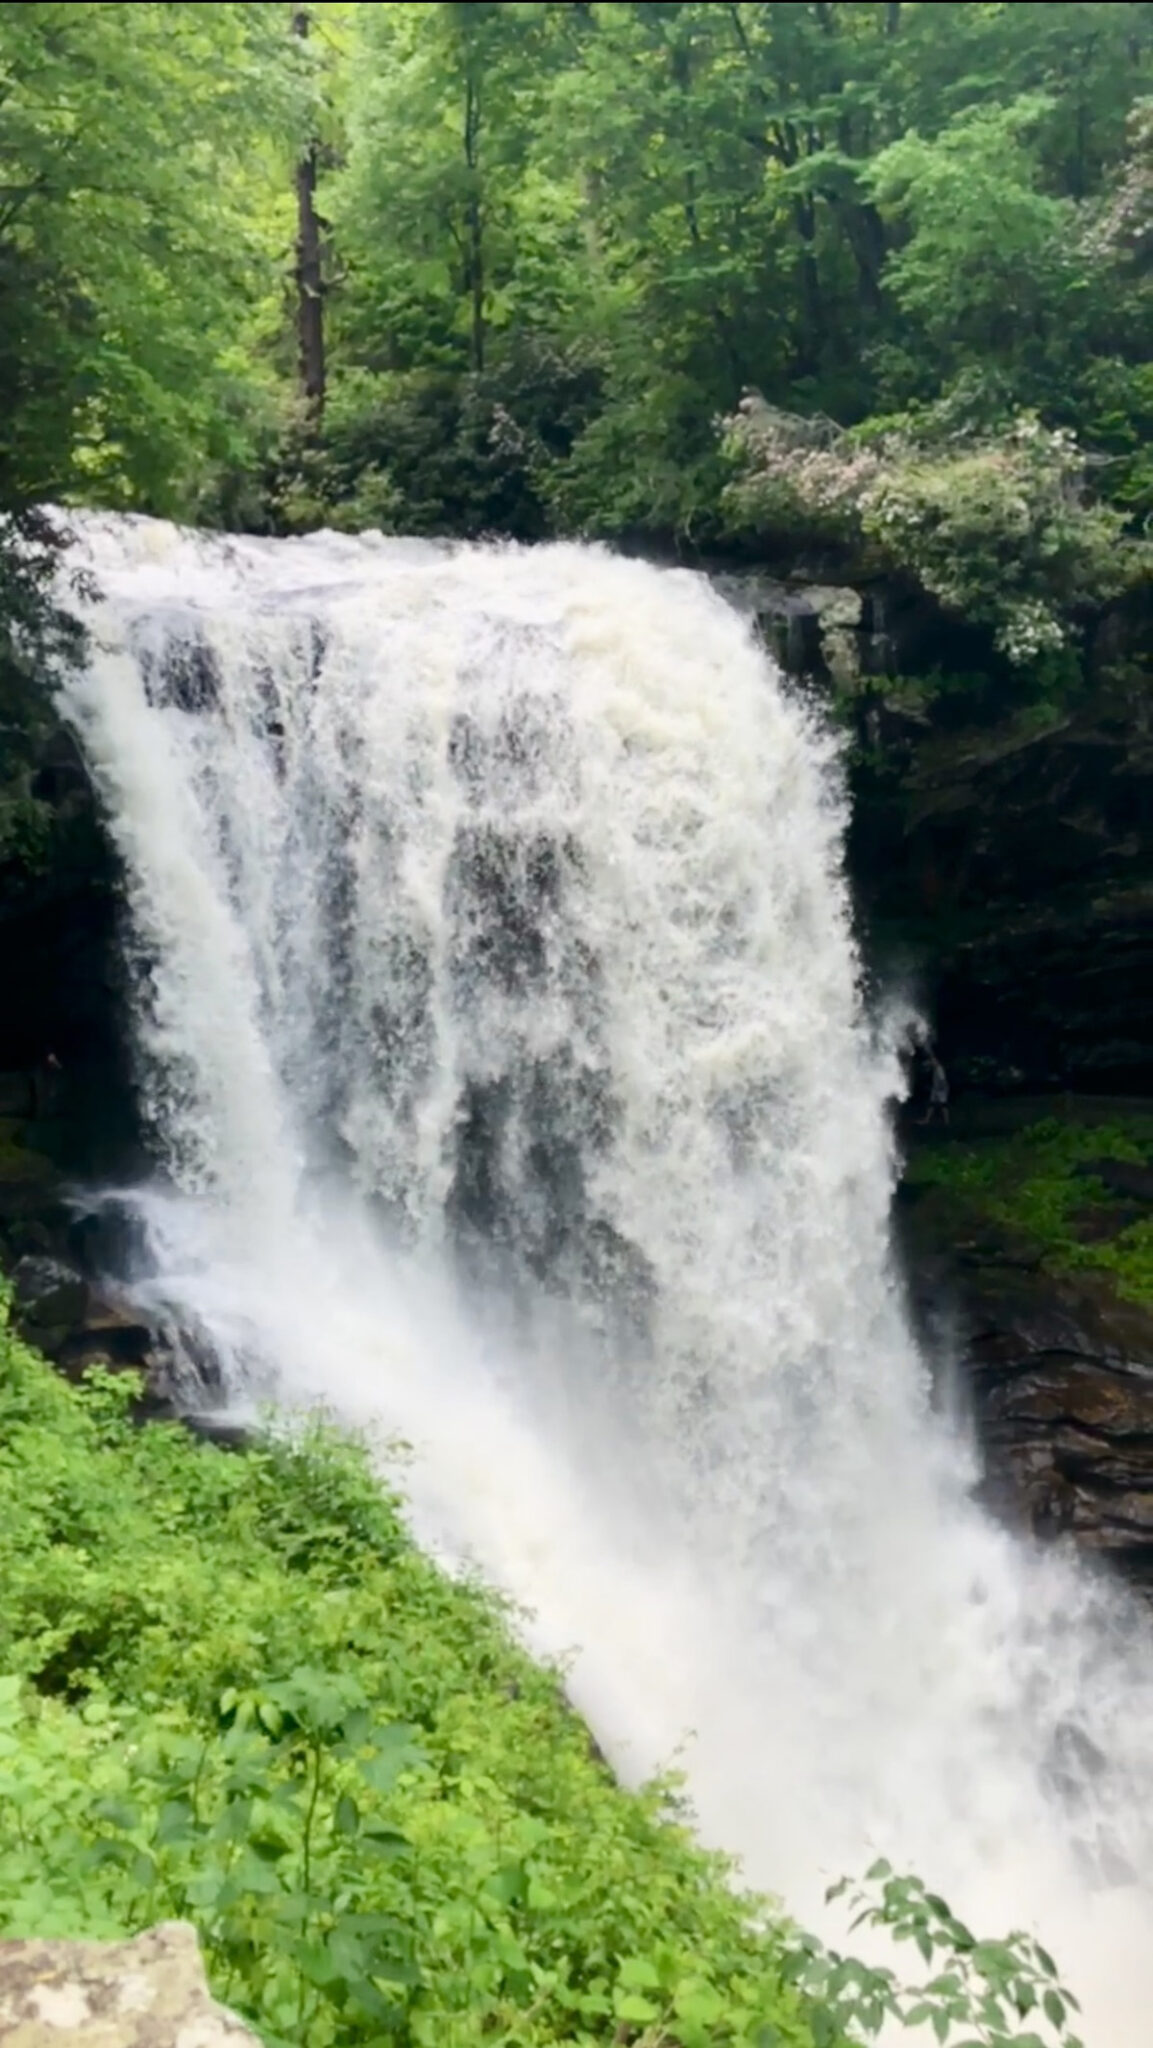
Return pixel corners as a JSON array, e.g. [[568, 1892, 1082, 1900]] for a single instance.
[[58, 511, 1153, 2041]]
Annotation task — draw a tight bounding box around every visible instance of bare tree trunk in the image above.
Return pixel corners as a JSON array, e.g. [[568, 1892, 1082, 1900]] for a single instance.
[[293, 8, 326, 423], [464, 73, 484, 373]]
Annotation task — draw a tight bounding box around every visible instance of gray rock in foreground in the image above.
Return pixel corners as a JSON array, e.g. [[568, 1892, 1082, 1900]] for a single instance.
[[0, 1922, 259, 2046]]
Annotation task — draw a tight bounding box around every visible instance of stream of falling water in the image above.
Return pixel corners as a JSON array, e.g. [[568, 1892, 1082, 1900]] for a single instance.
[[57, 512, 1152, 2041]]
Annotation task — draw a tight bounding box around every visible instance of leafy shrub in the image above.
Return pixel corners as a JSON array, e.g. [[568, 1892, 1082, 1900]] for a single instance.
[[723, 400, 1144, 668], [265, 341, 605, 543], [542, 373, 734, 545]]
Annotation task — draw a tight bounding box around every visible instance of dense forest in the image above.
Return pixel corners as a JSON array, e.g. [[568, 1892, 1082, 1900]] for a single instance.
[[2, 0, 1153, 687]]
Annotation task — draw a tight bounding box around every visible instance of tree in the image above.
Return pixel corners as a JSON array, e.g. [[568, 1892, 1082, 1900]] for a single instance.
[[293, 8, 327, 423], [0, 0, 306, 514]]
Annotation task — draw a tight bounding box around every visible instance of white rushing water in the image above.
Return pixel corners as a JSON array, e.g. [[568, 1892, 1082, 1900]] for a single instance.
[[58, 511, 1153, 2040]]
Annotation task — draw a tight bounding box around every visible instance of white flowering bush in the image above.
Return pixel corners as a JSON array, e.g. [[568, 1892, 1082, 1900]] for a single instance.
[[1083, 97, 1153, 266], [723, 397, 1141, 668]]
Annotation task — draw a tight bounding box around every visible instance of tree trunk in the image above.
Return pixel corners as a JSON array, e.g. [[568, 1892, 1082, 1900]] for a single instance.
[[464, 73, 484, 373], [792, 192, 822, 376], [293, 8, 326, 423]]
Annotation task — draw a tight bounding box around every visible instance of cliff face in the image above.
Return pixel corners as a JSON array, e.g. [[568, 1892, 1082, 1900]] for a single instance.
[[895, 1101, 1153, 1592], [0, 719, 137, 1201], [720, 565, 1153, 1100], [865, 678, 1153, 1585], [853, 691, 1153, 1097]]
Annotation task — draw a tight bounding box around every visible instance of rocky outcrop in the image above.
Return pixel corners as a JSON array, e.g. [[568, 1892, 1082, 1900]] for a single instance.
[[0, 1922, 259, 2046], [856, 697, 1153, 1095], [716, 563, 1153, 1096], [0, 1127, 223, 1428], [899, 1164, 1153, 1590], [9, 1247, 223, 1423], [0, 712, 139, 1193]]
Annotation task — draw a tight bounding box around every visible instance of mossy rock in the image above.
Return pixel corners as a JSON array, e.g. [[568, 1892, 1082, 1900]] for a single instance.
[[901, 1103, 1153, 1310]]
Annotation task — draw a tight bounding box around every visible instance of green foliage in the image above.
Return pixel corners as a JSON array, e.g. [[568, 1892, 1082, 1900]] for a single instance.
[[299, 2, 1153, 572], [906, 1115, 1153, 1308], [724, 401, 1141, 665], [0, 506, 95, 891], [864, 98, 1085, 393], [267, 342, 605, 540], [826, 1863, 1084, 2048], [0, 1, 306, 516], [0, 1298, 828, 2045], [0, 1297, 1085, 2046], [3, 0, 1153, 668]]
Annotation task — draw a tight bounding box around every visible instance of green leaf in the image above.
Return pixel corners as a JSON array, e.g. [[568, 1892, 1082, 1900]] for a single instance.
[[618, 1956, 661, 1990], [360, 1827, 410, 1858], [370, 1958, 422, 1989], [228, 1849, 284, 1896], [615, 1992, 659, 2023], [295, 1943, 340, 1988], [154, 1798, 196, 1845], [92, 1799, 140, 1832], [334, 1791, 359, 1836]]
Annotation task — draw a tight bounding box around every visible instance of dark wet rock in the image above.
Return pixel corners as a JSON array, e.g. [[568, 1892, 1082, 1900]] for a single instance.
[[0, 694, 141, 1187], [854, 691, 1153, 1096], [902, 1203, 1153, 1589], [0, 1127, 61, 1228], [7, 1236, 229, 1436], [181, 1413, 256, 1453], [29, 724, 92, 807], [11, 1253, 157, 1377], [708, 557, 1153, 1098], [55, 1295, 158, 1373], [11, 1254, 89, 1334], [0, 1070, 34, 1117], [64, 1195, 154, 1278]]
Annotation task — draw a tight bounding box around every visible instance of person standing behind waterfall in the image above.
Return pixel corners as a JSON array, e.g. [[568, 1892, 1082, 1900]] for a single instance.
[[920, 1050, 949, 1126]]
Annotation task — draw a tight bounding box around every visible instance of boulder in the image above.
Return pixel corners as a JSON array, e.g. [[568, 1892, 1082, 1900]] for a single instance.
[[11, 1255, 90, 1337], [0, 1922, 259, 2046], [9, 1257, 158, 1377], [55, 1296, 160, 1373]]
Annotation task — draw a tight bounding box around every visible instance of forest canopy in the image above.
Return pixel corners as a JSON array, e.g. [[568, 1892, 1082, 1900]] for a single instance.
[[2, 1, 1153, 667]]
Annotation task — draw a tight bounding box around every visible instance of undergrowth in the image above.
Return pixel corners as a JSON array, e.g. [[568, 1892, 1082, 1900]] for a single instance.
[[0, 1291, 1082, 2047]]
